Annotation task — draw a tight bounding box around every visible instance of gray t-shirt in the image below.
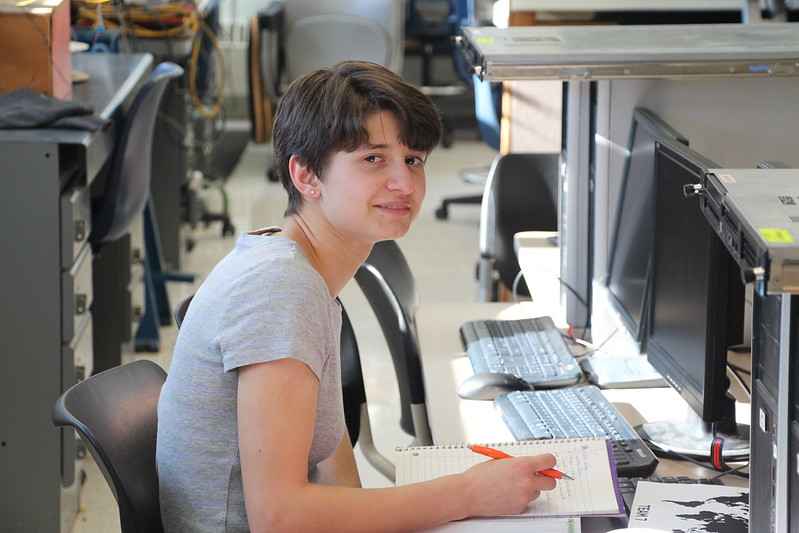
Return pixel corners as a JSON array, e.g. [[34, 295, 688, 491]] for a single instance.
[[156, 231, 344, 532]]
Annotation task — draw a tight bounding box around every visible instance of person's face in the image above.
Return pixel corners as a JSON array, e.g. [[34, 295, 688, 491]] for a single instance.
[[316, 111, 428, 244]]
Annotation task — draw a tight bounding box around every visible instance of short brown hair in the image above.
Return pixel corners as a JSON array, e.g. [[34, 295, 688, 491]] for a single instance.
[[272, 61, 443, 216]]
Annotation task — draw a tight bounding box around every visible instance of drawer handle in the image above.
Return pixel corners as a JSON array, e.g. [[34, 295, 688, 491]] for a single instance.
[[75, 294, 87, 315], [74, 220, 86, 242]]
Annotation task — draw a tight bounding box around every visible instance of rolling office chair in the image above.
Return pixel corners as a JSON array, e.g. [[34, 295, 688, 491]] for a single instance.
[[249, 0, 406, 178], [354, 240, 434, 446], [477, 152, 560, 302], [172, 293, 395, 481], [52, 359, 167, 533]]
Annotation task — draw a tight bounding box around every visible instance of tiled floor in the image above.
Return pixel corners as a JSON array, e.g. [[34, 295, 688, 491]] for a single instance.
[[69, 132, 498, 532]]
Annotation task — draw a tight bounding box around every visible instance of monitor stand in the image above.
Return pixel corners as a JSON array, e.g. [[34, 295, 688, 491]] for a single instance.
[[635, 416, 750, 462]]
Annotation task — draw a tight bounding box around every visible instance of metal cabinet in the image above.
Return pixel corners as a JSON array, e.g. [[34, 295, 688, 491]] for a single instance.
[[0, 53, 152, 533]]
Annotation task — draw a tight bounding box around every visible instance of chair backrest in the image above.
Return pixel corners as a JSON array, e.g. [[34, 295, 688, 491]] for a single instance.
[[173, 293, 194, 329], [354, 240, 433, 445], [258, 0, 405, 98], [479, 153, 560, 299], [338, 300, 367, 446], [90, 62, 184, 250], [52, 359, 167, 533]]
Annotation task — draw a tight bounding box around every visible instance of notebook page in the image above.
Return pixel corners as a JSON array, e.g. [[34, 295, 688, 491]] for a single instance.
[[395, 438, 623, 518]]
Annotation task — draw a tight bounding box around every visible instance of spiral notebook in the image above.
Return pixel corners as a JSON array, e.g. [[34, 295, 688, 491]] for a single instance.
[[395, 437, 624, 518]]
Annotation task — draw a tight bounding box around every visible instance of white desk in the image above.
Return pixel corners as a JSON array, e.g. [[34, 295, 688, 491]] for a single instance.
[[415, 301, 748, 485]]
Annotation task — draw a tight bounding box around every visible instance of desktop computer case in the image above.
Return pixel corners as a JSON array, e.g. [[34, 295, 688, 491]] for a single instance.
[[700, 168, 799, 533]]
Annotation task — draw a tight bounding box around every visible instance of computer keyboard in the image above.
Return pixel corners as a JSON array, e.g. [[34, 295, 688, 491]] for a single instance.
[[493, 386, 659, 477], [460, 317, 582, 387], [618, 476, 723, 515]]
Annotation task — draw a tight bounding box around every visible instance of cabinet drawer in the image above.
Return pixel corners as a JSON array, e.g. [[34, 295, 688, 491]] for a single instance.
[[61, 244, 93, 343], [60, 185, 91, 270]]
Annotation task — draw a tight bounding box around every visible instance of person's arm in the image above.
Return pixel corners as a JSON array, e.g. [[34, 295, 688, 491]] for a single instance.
[[238, 358, 557, 533], [316, 431, 361, 488]]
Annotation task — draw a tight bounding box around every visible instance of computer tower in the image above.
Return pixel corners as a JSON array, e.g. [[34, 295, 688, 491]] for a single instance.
[[790, 294, 799, 533], [698, 168, 799, 533], [750, 292, 783, 533], [791, 420, 799, 532]]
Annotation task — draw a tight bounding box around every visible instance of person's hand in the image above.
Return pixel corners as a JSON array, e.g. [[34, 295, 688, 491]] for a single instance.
[[460, 453, 558, 517]]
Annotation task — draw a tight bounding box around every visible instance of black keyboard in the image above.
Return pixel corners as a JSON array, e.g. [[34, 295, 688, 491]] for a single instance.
[[460, 317, 582, 387], [494, 386, 659, 477], [618, 476, 723, 515]]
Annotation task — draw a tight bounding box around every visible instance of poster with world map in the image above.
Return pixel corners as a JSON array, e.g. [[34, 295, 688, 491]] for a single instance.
[[628, 481, 748, 532]]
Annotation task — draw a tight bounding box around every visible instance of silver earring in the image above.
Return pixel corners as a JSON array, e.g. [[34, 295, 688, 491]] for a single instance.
[[309, 189, 315, 195]]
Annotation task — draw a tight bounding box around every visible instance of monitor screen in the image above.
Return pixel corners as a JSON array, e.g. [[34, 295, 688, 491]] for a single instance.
[[638, 138, 748, 460], [606, 108, 688, 349]]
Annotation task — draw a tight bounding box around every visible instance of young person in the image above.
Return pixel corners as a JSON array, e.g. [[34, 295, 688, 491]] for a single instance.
[[156, 60, 557, 532]]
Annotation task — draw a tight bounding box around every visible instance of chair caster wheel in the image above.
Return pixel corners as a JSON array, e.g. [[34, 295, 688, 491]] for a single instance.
[[222, 221, 236, 237], [267, 168, 280, 182], [435, 206, 448, 220]]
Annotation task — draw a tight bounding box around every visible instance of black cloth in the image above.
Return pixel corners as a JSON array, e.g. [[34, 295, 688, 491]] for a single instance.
[[0, 88, 109, 131]]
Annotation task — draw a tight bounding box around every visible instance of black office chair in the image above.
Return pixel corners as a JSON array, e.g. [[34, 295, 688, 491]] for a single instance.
[[52, 359, 167, 533], [354, 240, 433, 446], [172, 293, 395, 481], [477, 152, 560, 302], [339, 301, 395, 481]]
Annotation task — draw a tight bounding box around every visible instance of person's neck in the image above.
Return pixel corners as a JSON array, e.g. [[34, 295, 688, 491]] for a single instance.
[[280, 215, 371, 297]]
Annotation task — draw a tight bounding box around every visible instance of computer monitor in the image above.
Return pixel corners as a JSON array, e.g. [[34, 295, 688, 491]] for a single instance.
[[605, 108, 689, 351], [635, 138, 749, 461]]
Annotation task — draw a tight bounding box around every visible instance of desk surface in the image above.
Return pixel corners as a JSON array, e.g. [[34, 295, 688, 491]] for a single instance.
[[0, 53, 153, 184], [415, 301, 748, 483], [0, 53, 153, 144]]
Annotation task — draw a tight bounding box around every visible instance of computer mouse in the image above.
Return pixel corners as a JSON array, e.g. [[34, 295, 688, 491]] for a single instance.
[[457, 371, 535, 401]]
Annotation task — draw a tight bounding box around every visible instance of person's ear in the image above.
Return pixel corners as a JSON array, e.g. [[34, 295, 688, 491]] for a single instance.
[[288, 155, 320, 198]]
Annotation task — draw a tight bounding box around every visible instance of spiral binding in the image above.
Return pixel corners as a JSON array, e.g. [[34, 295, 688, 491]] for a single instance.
[[396, 437, 599, 452]]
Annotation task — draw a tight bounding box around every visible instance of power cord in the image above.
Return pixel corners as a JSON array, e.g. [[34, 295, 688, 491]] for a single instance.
[[75, 0, 227, 118]]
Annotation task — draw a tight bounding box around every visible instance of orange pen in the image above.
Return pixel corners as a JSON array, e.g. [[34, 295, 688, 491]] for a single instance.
[[468, 444, 574, 480]]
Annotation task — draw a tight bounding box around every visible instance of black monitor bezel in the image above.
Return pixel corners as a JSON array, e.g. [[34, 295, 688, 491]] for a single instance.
[[605, 108, 689, 349], [645, 138, 744, 423]]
